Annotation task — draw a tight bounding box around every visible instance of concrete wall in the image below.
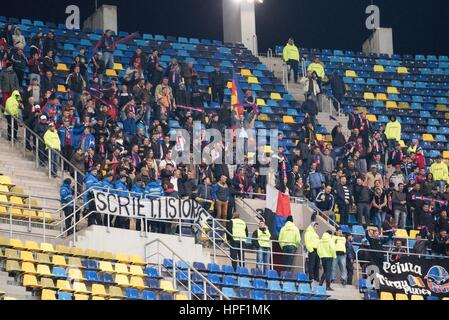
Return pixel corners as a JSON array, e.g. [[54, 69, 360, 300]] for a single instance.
[[83, 5, 118, 34], [71, 226, 210, 265], [222, 0, 257, 54], [362, 28, 394, 56]]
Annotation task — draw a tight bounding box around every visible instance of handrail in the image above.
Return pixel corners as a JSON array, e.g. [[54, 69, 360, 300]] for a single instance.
[[144, 238, 230, 300], [327, 95, 342, 119]]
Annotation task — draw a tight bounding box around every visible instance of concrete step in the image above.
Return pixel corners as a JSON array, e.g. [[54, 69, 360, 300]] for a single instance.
[[328, 284, 363, 300]]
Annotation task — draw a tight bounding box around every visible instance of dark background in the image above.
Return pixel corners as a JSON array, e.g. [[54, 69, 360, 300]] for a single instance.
[[2, 0, 449, 55]]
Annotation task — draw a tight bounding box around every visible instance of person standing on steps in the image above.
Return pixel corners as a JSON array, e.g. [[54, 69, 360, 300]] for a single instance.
[[304, 221, 321, 284], [283, 38, 300, 83], [318, 230, 336, 291]]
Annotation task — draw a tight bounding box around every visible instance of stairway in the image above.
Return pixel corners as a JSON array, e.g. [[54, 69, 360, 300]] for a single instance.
[[328, 284, 363, 301], [0, 271, 36, 300]]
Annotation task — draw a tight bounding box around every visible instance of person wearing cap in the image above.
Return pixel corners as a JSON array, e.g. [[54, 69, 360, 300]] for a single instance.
[[430, 156, 449, 193], [4, 89, 22, 141], [208, 64, 225, 105], [283, 38, 300, 83], [278, 216, 301, 272], [317, 230, 336, 291], [304, 221, 321, 283], [43, 122, 61, 177]]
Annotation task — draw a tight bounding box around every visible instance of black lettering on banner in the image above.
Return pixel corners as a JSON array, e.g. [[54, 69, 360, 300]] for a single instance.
[[107, 194, 118, 214], [136, 198, 146, 218], [191, 200, 201, 221], [158, 199, 163, 219], [118, 196, 131, 217], [95, 192, 107, 211], [182, 199, 192, 219], [168, 198, 177, 219]]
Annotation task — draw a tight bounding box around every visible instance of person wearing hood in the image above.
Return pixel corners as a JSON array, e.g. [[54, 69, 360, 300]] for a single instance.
[[0, 65, 20, 107], [385, 115, 402, 149], [304, 221, 321, 283], [60, 178, 77, 235], [279, 216, 301, 271], [252, 220, 272, 273], [283, 38, 300, 83], [317, 230, 336, 291], [4, 89, 22, 141]]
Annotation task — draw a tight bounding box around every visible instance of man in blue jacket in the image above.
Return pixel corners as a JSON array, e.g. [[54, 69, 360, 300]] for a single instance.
[[114, 175, 130, 229], [145, 180, 165, 233], [83, 167, 103, 226], [60, 178, 77, 235]]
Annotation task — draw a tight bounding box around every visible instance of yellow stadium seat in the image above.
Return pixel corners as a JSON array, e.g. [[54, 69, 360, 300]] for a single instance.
[[436, 104, 449, 112], [325, 135, 333, 143], [409, 230, 420, 239], [52, 255, 68, 267], [240, 69, 252, 77], [22, 262, 38, 275], [283, 116, 295, 124], [20, 251, 36, 263], [109, 286, 124, 299], [40, 243, 55, 253], [41, 289, 57, 300], [11, 208, 23, 219], [56, 64, 69, 72], [363, 92, 375, 100], [37, 253, 51, 265], [442, 297, 449, 300], [10, 239, 25, 250], [3, 297, 17, 300], [22, 210, 38, 221], [73, 282, 90, 294], [387, 87, 399, 94], [69, 247, 86, 257], [227, 81, 233, 89], [115, 253, 130, 264], [86, 249, 102, 259], [5, 249, 20, 260], [6, 260, 21, 273], [37, 211, 54, 223], [176, 295, 189, 301], [264, 146, 272, 154], [0, 206, 7, 217], [270, 93, 282, 100], [56, 280, 74, 292], [257, 114, 269, 121], [68, 268, 84, 281], [396, 293, 409, 300], [55, 245, 71, 256], [398, 102, 410, 109], [366, 115, 377, 123], [115, 274, 131, 287], [105, 69, 118, 77], [114, 263, 130, 275], [0, 237, 11, 247], [247, 76, 259, 84], [160, 280, 179, 293], [373, 65, 385, 72], [37, 264, 52, 277], [113, 63, 124, 71], [92, 296, 105, 300], [57, 84, 68, 93], [99, 261, 114, 273], [345, 70, 357, 78], [74, 294, 89, 300], [411, 295, 424, 300], [386, 101, 398, 109], [256, 98, 266, 106], [129, 265, 145, 277], [67, 257, 83, 269], [316, 134, 324, 142], [397, 67, 409, 74], [395, 229, 409, 239], [130, 276, 147, 290], [0, 194, 8, 204], [380, 292, 394, 300], [129, 255, 145, 266], [0, 185, 9, 193], [0, 176, 14, 186], [376, 93, 388, 101], [100, 251, 115, 261], [40, 278, 56, 290], [23, 274, 41, 289], [423, 134, 435, 142], [92, 284, 109, 297]]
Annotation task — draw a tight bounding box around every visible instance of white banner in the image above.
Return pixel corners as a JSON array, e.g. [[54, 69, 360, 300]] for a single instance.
[[93, 190, 210, 224]]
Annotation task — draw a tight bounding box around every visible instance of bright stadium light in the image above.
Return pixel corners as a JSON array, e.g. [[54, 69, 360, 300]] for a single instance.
[[223, 0, 263, 54]]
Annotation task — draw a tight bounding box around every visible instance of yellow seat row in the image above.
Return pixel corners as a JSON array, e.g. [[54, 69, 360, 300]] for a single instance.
[[373, 65, 409, 74], [394, 229, 420, 239]]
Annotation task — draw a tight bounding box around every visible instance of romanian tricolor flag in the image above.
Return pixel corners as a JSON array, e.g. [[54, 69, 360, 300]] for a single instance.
[[231, 73, 245, 116], [264, 185, 292, 238], [408, 275, 426, 288]]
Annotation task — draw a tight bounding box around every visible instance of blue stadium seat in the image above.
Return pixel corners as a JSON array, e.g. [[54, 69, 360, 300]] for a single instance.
[[207, 263, 222, 274], [265, 270, 280, 280], [222, 287, 238, 299], [160, 293, 173, 300], [142, 290, 157, 300], [125, 288, 140, 300], [52, 267, 67, 279], [252, 290, 266, 300], [223, 275, 236, 287], [237, 277, 252, 289], [145, 278, 162, 291], [222, 265, 236, 275], [145, 267, 162, 279], [298, 283, 313, 295], [58, 292, 73, 300], [100, 273, 115, 285], [267, 280, 282, 292]]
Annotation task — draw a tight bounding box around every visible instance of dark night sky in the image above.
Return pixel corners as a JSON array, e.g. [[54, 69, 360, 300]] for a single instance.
[[2, 0, 449, 55]]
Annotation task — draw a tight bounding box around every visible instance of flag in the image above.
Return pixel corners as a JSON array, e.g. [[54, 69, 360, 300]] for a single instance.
[[231, 73, 245, 116], [264, 185, 292, 239]]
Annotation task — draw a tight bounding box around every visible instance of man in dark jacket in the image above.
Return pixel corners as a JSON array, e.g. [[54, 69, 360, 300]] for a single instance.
[[41, 70, 58, 95], [335, 176, 353, 225], [432, 230, 449, 256], [66, 66, 86, 108], [302, 93, 318, 127], [208, 65, 225, 105], [43, 31, 57, 57], [98, 30, 115, 69], [0, 65, 20, 107], [354, 176, 372, 226], [329, 70, 345, 111], [345, 234, 356, 285]]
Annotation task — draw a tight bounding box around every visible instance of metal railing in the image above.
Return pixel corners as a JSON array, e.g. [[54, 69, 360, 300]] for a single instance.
[[144, 238, 230, 300], [327, 95, 342, 120], [0, 114, 86, 198], [355, 248, 449, 287]]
